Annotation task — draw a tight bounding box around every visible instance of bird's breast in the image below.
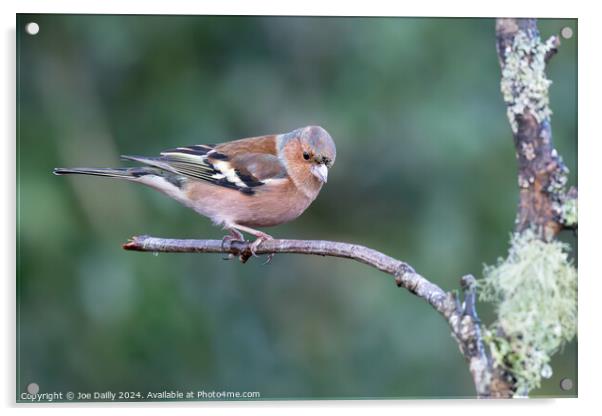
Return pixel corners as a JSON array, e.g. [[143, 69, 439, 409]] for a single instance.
[[184, 178, 319, 228], [233, 180, 317, 227]]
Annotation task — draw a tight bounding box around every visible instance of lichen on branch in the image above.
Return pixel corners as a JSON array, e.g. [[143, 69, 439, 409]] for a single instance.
[[479, 230, 577, 392], [500, 31, 558, 133]]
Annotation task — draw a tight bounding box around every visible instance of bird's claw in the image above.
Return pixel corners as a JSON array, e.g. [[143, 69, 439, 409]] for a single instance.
[[221, 229, 274, 264], [221, 230, 245, 260], [249, 233, 274, 264], [259, 252, 274, 265]]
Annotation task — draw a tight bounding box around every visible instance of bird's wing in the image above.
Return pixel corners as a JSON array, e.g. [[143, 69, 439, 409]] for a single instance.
[[121, 136, 287, 195]]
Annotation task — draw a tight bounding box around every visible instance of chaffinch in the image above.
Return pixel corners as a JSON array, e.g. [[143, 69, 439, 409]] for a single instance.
[[54, 125, 336, 254]]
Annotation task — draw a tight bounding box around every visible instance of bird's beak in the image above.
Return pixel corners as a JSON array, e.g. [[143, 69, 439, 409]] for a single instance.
[[312, 164, 328, 183]]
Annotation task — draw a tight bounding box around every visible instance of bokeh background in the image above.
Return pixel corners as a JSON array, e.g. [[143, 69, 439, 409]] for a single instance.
[[17, 15, 577, 400]]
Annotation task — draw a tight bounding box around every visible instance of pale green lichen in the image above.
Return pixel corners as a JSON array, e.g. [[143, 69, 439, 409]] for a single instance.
[[560, 197, 578, 227], [547, 156, 570, 194], [480, 230, 577, 393], [500, 32, 557, 133]]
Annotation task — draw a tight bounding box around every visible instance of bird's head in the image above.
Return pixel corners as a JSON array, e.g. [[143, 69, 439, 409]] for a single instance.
[[279, 125, 336, 185]]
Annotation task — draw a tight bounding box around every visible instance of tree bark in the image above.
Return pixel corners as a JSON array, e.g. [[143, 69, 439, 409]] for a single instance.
[[495, 18, 576, 240]]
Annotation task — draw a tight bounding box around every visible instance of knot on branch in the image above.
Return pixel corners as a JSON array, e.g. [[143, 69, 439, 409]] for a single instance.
[[221, 240, 256, 263], [393, 263, 416, 288], [450, 275, 480, 331]]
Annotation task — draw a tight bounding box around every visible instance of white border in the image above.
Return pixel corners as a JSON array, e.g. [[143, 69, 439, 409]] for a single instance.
[[5, 0, 586, 17], [3, 1, 601, 415]]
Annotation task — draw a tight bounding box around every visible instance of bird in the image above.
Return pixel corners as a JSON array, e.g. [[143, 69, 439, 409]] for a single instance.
[[53, 125, 336, 258]]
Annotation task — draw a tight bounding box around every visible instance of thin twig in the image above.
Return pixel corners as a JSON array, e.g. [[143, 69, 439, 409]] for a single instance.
[[544, 35, 560, 63], [124, 235, 451, 315]]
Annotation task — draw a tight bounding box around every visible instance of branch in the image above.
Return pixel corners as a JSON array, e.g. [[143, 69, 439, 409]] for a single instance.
[[124, 235, 451, 314], [449, 275, 495, 397], [124, 235, 492, 397], [496, 18, 576, 240], [488, 18, 578, 398]]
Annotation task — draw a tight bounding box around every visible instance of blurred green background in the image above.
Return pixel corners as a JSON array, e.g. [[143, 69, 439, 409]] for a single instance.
[[16, 15, 577, 400]]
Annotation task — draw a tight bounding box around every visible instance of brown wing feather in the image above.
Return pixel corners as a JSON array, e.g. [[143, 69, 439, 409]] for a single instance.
[[123, 134, 286, 195], [213, 134, 278, 157]]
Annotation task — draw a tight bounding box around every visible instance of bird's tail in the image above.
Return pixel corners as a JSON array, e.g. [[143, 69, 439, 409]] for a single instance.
[[53, 167, 150, 179]]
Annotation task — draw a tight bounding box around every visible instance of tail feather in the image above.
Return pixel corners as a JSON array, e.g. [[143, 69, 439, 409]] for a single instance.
[[53, 167, 150, 178], [121, 155, 179, 174]]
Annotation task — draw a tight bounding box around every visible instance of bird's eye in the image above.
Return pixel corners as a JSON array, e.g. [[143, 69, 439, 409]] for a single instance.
[[302, 151, 310, 160]]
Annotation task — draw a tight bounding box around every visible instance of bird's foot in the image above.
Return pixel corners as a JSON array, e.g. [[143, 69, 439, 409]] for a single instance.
[[221, 228, 245, 260], [250, 232, 274, 264]]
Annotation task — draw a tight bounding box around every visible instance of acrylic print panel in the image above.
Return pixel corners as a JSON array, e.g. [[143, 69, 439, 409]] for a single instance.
[[16, 14, 577, 401]]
